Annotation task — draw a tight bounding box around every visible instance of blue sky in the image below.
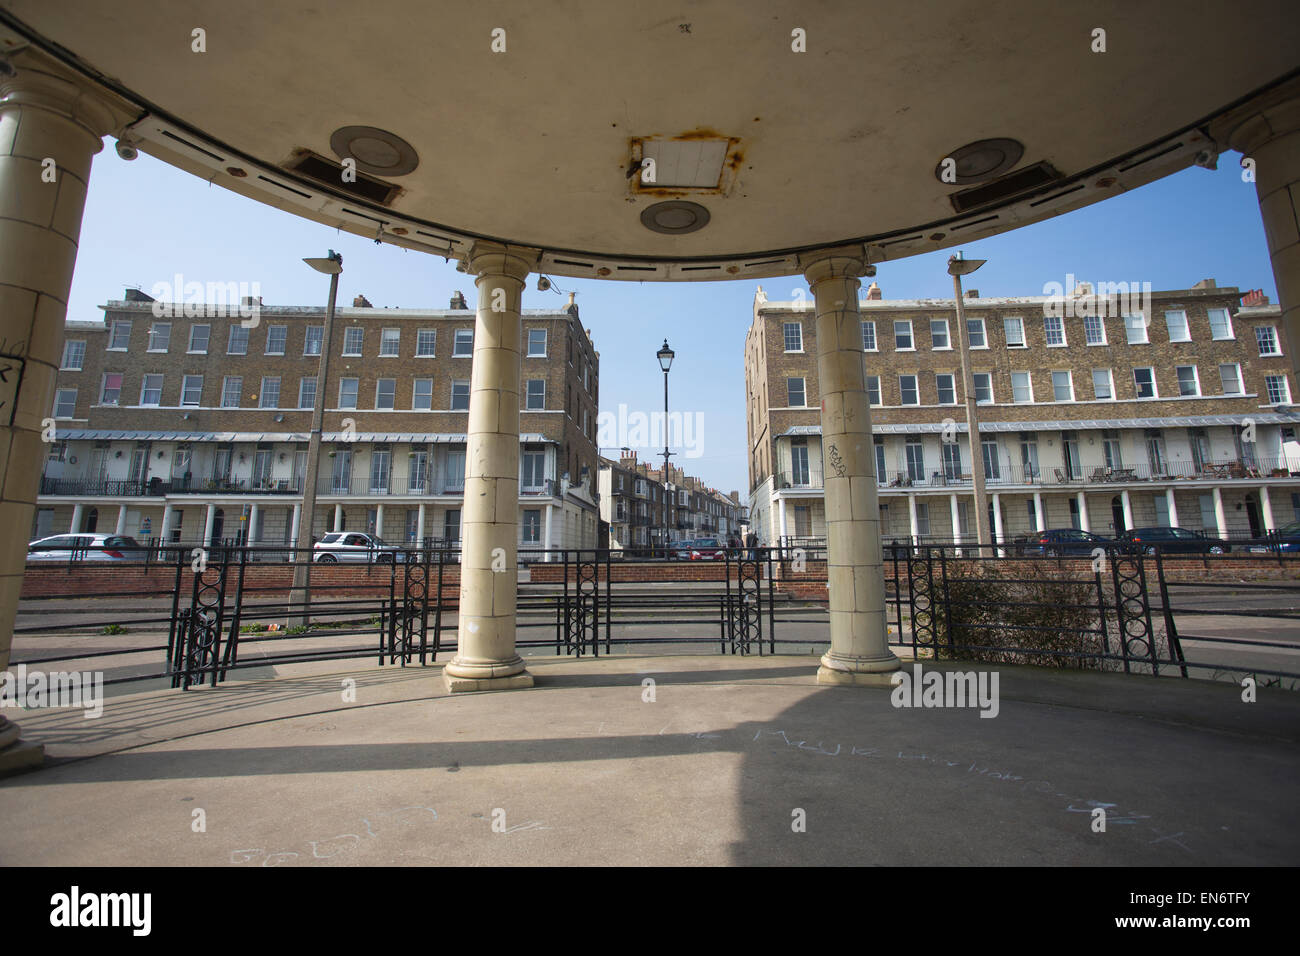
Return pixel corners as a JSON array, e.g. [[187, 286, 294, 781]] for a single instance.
[[66, 143, 1277, 500]]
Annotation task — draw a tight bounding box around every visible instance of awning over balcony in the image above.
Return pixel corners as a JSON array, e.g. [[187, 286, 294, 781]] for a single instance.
[[779, 412, 1300, 438], [54, 430, 556, 444]]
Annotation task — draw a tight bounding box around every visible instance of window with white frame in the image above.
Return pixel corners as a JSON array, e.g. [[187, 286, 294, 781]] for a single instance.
[[1207, 308, 1234, 340], [149, 323, 172, 352], [220, 376, 242, 408], [375, 379, 396, 409], [342, 327, 364, 355], [181, 375, 203, 406], [1051, 370, 1073, 401], [265, 325, 287, 355], [453, 329, 473, 356], [1084, 315, 1106, 345], [1011, 371, 1033, 403], [783, 322, 803, 352], [1164, 310, 1190, 342], [861, 320, 876, 351], [527, 328, 547, 357], [867, 375, 882, 406], [526, 379, 546, 409], [298, 376, 316, 409], [1176, 365, 1200, 396], [416, 329, 436, 356], [108, 321, 131, 350], [522, 510, 541, 543], [227, 325, 249, 355], [894, 319, 914, 350], [259, 376, 280, 409], [1092, 368, 1114, 400], [1218, 364, 1243, 395], [1265, 374, 1291, 404], [899, 374, 919, 406], [53, 388, 77, 418], [1134, 367, 1157, 398], [188, 324, 210, 353], [936, 373, 956, 404], [966, 317, 986, 348], [973, 372, 993, 404], [450, 380, 470, 410], [1256, 326, 1281, 356], [304, 326, 323, 356], [1043, 315, 1066, 347], [1003, 316, 1026, 347], [380, 328, 400, 356], [338, 378, 359, 409], [100, 372, 123, 405], [61, 340, 85, 370], [787, 377, 807, 407], [412, 379, 432, 410], [139, 374, 163, 406], [1124, 314, 1148, 344], [930, 318, 950, 349]]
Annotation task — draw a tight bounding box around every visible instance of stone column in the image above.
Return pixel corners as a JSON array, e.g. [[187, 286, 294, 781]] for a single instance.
[[70, 502, 84, 533], [1033, 492, 1045, 532], [159, 503, 173, 543], [416, 502, 425, 544], [202, 504, 216, 547], [1165, 488, 1180, 528], [1120, 490, 1134, 532], [777, 497, 788, 548], [114, 503, 127, 535], [333, 504, 343, 532], [1260, 485, 1276, 532], [991, 492, 1005, 556], [444, 242, 539, 693], [0, 63, 116, 771], [374, 503, 384, 539], [248, 502, 260, 545], [288, 503, 301, 549], [907, 493, 919, 544], [949, 493, 961, 552], [1212, 486, 1229, 538], [1077, 492, 1091, 532], [800, 248, 898, 685], [1212, 78, 1300, 380], [543, 503, 553, 561]]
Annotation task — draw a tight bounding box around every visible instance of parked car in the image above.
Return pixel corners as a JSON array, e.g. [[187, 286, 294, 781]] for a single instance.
[[1249, 521, 1300, 554], [670, 539, 698, 560], [26, 533, 145, 562], [1016, 528, 1115, 556], [313, 532, 404, 563], [687, 537, 728, 560], [1117, 526, 1231, 555]]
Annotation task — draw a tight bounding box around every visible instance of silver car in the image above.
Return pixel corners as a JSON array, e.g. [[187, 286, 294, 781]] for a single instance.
[[313, 531, 404, 563], [27, 533, 145, 562]]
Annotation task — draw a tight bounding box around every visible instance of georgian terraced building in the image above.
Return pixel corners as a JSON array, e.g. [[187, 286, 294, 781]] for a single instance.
[[745, 280, 1300, 547], [597, 451, 744, 553], [36, 289, 602, 556]]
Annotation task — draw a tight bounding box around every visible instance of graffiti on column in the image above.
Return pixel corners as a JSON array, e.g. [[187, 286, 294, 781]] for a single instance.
[[826, 442, 845, 478], [0, 354, 26, 427]]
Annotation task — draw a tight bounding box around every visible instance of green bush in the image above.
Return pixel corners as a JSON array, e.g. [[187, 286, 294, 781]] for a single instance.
[[101, 623, 128, 635]]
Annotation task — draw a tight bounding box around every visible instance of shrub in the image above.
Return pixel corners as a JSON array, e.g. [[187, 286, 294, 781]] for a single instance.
[[101, 623, 128, 635]]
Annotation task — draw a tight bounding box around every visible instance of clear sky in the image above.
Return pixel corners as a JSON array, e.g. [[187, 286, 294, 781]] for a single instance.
[[66, 142, 1278, 502]]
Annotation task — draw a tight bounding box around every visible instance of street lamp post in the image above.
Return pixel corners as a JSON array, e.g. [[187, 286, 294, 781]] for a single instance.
[[657, 339, 675, 559], [289, 250, 343, 622], [949, 253, 988, 553]]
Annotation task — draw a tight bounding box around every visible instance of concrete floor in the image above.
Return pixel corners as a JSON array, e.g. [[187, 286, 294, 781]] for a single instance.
[[1, 654, 1297, 866]]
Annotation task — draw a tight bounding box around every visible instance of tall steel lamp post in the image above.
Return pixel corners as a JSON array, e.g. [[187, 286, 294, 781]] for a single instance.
[[289, 250, 343, 621], [949, 253, 989, 551], [657, 339, 675, 559]]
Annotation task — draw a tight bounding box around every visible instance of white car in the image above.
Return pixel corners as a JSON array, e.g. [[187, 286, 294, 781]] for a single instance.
[[313, 531, 404, 563], [27, 533, 145, 562]]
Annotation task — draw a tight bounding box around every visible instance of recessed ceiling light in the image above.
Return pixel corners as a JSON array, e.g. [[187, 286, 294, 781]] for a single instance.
[[330, 126, 419, 177], [935, 138, 1025, 185], [640, 201, 711, 235]]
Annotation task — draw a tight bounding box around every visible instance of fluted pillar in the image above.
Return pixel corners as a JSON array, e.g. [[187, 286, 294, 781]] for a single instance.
[[444, 241, 540, 692], [800, 248, 899, 686]]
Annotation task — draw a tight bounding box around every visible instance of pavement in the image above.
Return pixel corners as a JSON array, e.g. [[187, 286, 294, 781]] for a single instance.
[[1, 652, 1297, 866]]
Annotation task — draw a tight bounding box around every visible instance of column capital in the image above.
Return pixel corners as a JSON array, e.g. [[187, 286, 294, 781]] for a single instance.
[[464, 241, 542, 284], [798, 244, 874, 286], [0, 61, 119, 147], [1209, 76, 1300, 155]]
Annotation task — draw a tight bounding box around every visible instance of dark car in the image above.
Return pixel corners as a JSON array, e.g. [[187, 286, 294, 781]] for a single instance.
[[1017, 528, 1115, 556], [1249, 521, 1300, 554], [1118, 526, 1230, 555]]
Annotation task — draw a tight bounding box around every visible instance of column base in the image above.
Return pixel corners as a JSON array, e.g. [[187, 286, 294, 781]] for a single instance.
[[0, 717, 43, 775], [815, 651, 901, 687], [443, 670, 535, 694]]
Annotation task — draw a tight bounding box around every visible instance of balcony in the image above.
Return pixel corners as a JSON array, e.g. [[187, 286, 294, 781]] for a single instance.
[[318, 473, 557, 497], [39, 476, 304, 497]]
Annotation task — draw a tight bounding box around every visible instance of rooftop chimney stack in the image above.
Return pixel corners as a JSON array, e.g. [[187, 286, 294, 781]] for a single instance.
[[965, 289, 979, 299], [865, 281, 882, 300], [450, 290, 468, 310], [352, 294, 373, 308]]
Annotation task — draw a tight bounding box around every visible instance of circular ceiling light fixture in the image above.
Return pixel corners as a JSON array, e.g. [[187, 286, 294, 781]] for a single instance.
[[935, 138, 1025, 185], [640, 200, 711, 235], [330, 126, 420, 177]]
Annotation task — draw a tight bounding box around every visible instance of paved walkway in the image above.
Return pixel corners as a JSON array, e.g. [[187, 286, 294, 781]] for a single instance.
[[1, 654, 1296, 866]]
